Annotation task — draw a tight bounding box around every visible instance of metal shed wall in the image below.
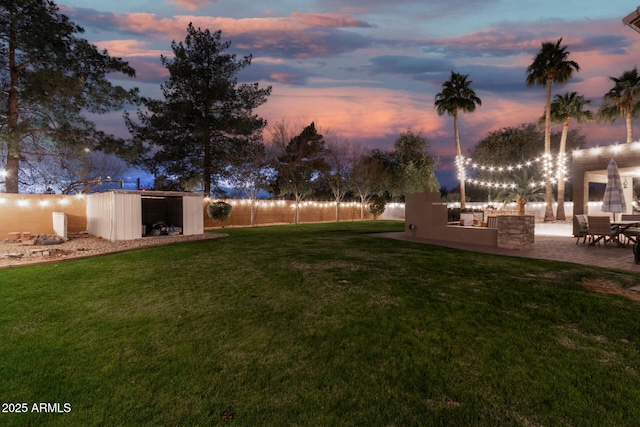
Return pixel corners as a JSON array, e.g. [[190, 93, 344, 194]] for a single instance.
[[86, 191, 113, 239], [182, 195, 204, 235], [87, 191, 202, 241], [113, 192, 143, 241], [87, 192, 142, 241]]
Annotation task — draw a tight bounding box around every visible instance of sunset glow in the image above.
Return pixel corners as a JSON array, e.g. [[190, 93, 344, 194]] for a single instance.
[[59, 0, 640, 187]]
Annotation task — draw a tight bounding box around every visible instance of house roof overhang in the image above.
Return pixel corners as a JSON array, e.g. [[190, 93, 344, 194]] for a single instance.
[[623, 7, 640, 33]]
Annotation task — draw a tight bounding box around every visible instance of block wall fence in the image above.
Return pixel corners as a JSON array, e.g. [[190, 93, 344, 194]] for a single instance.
[[0, 194, 405, 238]]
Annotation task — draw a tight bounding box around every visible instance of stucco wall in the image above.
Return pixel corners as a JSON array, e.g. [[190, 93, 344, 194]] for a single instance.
[[405, 190, 536, 249], [202, 200, 374, 228], [405, 190, 498, 246], [0, 193, 87, 238], [0, 194, 379, 239]]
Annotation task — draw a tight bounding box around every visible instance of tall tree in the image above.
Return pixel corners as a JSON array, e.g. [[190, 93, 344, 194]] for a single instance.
[[597, 67, 640, 144], [126, 24, 271, 195], [321, 136, 351, 222], [547, 92, 593, 220], [434, 71, 482, 209], [274, 122, 329, 224], [0, 0, 138, 193], [227, 139, 273, 227], [526, 38, 580, 221], [351, 149, 392, 220], [390, 130, 439, 197]]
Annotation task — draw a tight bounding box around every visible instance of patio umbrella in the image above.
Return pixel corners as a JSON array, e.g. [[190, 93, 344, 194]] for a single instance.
[[602, 158, 627, 220]]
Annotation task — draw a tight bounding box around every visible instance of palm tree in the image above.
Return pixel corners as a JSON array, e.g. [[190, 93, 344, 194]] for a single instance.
[[526, 38, 580, 222], [597, 67, 640, 144], [496, 170, 545, 215], [434, 71, 482, 209], [547, 92, 593, 220]]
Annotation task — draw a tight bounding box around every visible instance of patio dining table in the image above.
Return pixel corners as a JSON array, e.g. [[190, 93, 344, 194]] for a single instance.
[[612, 220, 640, 245]]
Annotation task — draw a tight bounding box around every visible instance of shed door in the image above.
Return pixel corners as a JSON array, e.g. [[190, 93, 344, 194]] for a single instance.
[[142, 196, 183, 234]]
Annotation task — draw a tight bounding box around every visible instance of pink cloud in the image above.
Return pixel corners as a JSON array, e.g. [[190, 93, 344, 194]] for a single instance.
[[258, 85, 442, 150], [290, 12, 372, 28], [166, 0, 213, 11], [103, 11, 370, 40], [94, 40, 168, 58]]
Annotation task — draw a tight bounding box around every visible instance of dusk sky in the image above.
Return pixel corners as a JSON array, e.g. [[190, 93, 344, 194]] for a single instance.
[[58, 0, 640, 188]]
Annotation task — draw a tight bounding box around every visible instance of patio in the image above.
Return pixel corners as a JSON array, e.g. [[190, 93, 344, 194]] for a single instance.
[[378, 221, 640, 272]]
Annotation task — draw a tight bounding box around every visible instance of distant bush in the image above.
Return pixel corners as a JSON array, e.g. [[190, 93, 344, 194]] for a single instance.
[[368, 196, 387, 220], [207, 201, 233, 228]]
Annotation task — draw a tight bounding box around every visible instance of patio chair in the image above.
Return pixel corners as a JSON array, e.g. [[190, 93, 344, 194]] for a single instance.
[[621, 214, 640, 221], [573, 214, 589, 245], [587, 216, 618, 247]]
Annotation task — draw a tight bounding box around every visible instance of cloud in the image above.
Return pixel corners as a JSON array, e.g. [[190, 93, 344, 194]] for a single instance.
[[364, 55, 453, 76], [64, 8, 376, 59], [241, 61, 314, 86], [94, 40, 168, 58], [258, 85, 437, 144], [166, 0, 215, 11], [291, 12, 373, 28], [422, 18, 635, 59]]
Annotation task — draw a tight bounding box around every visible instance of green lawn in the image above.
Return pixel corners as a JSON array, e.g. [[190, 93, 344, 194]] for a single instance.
[[2, 220, 640, 426]]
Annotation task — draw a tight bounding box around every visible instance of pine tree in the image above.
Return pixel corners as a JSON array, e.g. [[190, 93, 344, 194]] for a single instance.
[[0, 0, 138, 193]]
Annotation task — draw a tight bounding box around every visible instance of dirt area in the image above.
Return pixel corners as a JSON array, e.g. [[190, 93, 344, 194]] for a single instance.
[[0, 232, 227, 269], [581, 279, 640, 303]]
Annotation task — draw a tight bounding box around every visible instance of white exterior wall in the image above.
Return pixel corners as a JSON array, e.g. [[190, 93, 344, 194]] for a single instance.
[[182, 195, 204, 235]]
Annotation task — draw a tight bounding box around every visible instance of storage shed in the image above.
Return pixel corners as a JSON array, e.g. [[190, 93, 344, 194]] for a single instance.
[[86, 190, 204, 241]]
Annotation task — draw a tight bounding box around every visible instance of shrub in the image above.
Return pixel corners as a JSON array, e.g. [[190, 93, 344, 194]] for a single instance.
[[368, 196, 387, 220], [206, 201, 233, 228]]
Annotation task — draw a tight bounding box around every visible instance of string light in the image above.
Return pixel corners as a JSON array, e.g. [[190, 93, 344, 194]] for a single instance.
[[458, 152, 566, 190]]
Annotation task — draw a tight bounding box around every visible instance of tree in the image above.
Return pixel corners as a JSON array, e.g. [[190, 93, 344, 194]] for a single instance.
[[321, 136, 351, 222], [125, 24, 271, 195], [390, 130, 439, 197], [274, 122, 329, 224], [0, 0, 138, 193], [597, 67, 640, 144], [546, 92, 593, 220], [351, 149, 392, 219], [495, 170, 545, 215], [368, 195, 387, 220], [434, 72, 482, 209], [206, 201, 233, 228], [227, 139, 273, 227], [467, 123, 586, 202], [526, 38, 580, 221]]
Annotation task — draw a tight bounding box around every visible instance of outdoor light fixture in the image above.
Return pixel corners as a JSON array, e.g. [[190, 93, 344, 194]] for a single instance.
[[623, 7, 640, 33]]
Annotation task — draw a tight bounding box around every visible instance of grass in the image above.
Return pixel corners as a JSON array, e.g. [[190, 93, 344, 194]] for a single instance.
[[2, 220, 640, 426]]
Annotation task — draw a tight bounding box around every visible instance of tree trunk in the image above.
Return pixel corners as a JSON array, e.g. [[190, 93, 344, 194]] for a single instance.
[[543, 76, 556, 222], [250, 200, 256, 227], [518, 200, 526, 215], [627, 111, 634, 144], [556, 120, 570, 221], [335, 199, 340, 222], [453, 109, 466, 209], [203, 125, 212, 196], [295, 194, 302, 224], [5, 22, 20, 193]]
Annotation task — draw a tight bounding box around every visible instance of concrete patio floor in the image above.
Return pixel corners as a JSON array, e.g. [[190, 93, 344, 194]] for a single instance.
[[377, 222, 640, 273]]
